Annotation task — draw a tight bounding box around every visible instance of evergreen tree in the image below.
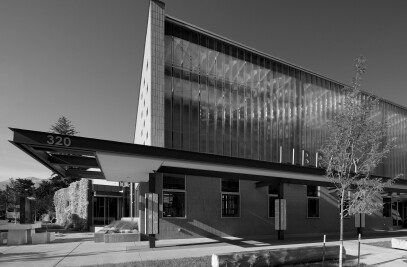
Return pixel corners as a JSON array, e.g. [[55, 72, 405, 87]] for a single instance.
[[50, 116, 78, 135]]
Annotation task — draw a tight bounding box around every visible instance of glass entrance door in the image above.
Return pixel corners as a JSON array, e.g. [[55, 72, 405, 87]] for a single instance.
[[392, 200, 403, 227], [93, 197, 120, 225], [106, 198, 118, 225]]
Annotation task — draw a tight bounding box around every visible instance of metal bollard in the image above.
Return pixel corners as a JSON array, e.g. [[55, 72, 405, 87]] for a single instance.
[[358, 233, 361, 266], [322, 234, 326, 266]]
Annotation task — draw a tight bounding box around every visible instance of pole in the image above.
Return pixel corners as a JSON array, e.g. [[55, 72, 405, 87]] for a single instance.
[[130, 183, 133, 218], [358, 233, 361, 266], [322, 234, 326, 266]]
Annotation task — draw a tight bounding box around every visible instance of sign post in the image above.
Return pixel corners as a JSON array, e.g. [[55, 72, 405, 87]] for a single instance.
[[355, 213, 365, 236], [145, 193, 158, 248], [275, 199, 287, 240]]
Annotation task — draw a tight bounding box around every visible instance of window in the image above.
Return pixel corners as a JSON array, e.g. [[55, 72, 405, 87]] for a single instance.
[[221, 178, 240, 217], [268, 184, 279, 218], [162, 175, 186, 218], [307, 185, 320, 218], [383, 197, 391, 217]]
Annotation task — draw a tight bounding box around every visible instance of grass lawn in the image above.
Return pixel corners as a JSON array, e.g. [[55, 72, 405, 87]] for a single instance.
[[282, 261, 369, 266], [364, 240, 391, 249], [82, 257, 372, 267], [82, 256, 211, 267]]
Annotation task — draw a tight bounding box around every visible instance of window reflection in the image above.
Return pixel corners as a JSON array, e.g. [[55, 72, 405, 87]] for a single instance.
[[162, 20, 405, 178]]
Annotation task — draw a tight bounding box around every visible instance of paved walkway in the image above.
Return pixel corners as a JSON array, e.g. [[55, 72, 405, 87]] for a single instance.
[[1, 232, 407, 266]]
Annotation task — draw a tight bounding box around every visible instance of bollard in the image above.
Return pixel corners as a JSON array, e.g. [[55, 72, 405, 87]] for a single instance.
[[358, 233, 361, 266], [322, 234, 326, 266]]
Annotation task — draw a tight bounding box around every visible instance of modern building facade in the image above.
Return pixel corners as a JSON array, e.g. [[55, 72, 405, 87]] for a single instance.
[[133, 0, 407, 239], [9, 0, 407, 240]]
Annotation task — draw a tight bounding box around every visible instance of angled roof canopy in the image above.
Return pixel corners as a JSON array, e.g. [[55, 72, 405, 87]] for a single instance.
[[9, 128, 407, 193]]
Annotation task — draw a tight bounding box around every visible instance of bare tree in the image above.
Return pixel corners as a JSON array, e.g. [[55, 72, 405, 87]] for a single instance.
[[320, 56, 400, 266]]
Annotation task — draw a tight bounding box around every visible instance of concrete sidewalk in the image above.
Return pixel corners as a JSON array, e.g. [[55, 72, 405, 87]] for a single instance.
[[1, 232, 407, 266]]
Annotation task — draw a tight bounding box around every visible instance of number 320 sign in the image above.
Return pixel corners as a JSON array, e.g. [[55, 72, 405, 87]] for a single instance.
[[46, 135, 72, 147]]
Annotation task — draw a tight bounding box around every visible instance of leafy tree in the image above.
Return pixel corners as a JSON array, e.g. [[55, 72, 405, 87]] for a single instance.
[[0, 190, 6, 219], [320, 56, 400, 267], [50, 116, 78, 136], [33, 175, 80, 218], [5, 178, 35, 223]]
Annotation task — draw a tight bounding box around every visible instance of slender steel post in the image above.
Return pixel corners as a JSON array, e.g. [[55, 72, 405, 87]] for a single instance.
[[322, 234, 326, 266], [358, 233, 361, 266]]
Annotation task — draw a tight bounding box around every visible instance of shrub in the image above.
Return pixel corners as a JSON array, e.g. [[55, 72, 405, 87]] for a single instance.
[[106, 220, 138, 233]]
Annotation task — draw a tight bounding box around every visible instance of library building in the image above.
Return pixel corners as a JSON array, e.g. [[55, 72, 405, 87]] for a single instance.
[[10, 0, 407, 240]]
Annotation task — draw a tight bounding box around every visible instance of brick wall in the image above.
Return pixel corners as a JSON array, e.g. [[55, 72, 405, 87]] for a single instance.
[[136, 173, 395, 240]]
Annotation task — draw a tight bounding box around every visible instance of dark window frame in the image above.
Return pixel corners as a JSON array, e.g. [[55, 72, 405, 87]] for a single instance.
[[307, 185, 320, 218], [162, 174, 186, 219], [221, 178, 240, 218]]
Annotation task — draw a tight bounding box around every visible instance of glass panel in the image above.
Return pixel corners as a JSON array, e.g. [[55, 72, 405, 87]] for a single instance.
[[200, 37, 208, 74], [182, 70, 191, 150], [222, 194, 240, 217], [245, 84, 252, 159], [231, 83, 239, 157], [163, 175, 185, 190], [190, 73, 199, 152], [231, 48, 238, 83], [307, 185, 318, 197], [200, 76, 208, 153], [238, 84, 245, 158], [283, 65, 290, 163], [269, 196, 277, 217], [252, 62, 260, 160], [221, 178, 239, 192], [190, 33, 199, 72], [173, 37, 183, 67], [276, 64, 284, 162], [216, 41, 224, 79], [215, 80, 224, 155], [163, 191, 185, 217], [224, 45, 232, 82], [224, 82, 231, 156], [208, 38, 216, 76], [164, 67, 172, 148], [238, 50, 245, 84], [308, 198, 319, 218], [208, 77, 216, 154], [164, 35, 172, 66], [172, 68, 182, 149], [265, 60, 272, 161], [93, 197, 105, 225], [271, 62, 279, 162], [106, 198, 118, 224], [182, 29, 191, 70], [268, 184, 279, 195]]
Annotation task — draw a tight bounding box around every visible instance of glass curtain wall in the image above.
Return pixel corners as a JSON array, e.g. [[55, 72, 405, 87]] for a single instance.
[[163, 19, 407, 179]]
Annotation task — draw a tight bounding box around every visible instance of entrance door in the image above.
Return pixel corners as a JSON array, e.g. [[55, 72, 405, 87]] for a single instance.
[[392, 200, 403, 227], [106, 198, 118, 224], [93, 197, 120, 225]]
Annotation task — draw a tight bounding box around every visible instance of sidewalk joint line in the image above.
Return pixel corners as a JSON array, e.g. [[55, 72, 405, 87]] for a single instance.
[[53, 242, 83, 267]]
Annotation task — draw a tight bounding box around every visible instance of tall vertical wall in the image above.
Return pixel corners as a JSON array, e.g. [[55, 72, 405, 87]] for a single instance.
[[134, 0, 165, 147]]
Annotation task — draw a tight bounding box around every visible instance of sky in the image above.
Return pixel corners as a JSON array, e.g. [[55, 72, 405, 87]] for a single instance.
[[1, 0, 407, 182]]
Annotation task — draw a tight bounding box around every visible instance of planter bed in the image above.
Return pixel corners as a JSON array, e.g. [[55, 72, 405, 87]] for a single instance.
[[94, 230, 140, 243], [104, 232, 140, 243]]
